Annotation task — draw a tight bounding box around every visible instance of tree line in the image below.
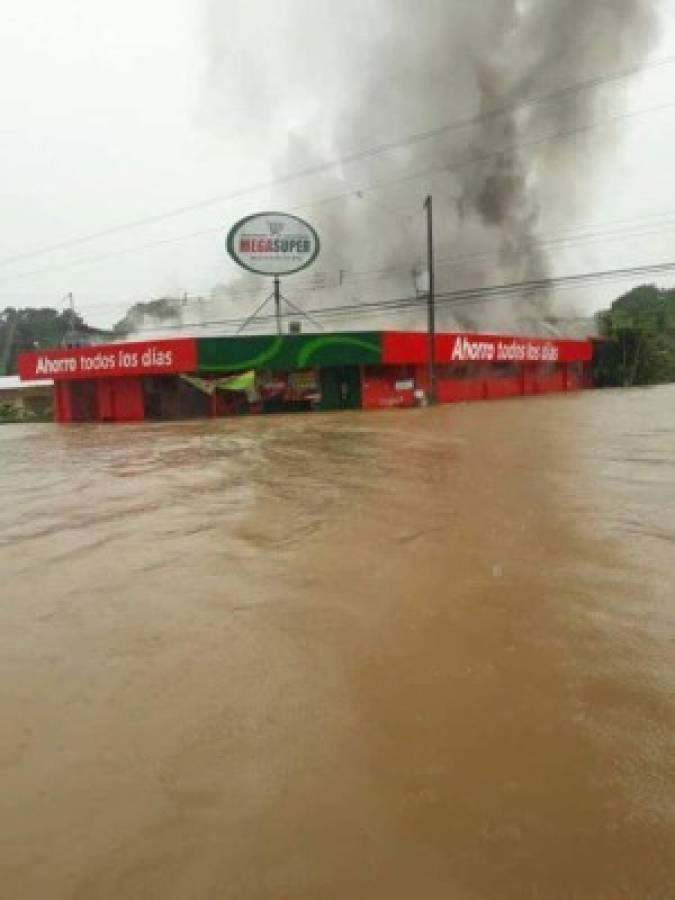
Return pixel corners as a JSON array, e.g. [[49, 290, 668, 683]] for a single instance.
[[0, 307, 115, 376], [2, 289, 675, 387], [593, 285, 675, 387]]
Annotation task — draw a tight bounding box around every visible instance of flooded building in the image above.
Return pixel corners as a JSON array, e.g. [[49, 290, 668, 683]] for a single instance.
[[17, 331, 593, 423], [0, 375, 54, 422]]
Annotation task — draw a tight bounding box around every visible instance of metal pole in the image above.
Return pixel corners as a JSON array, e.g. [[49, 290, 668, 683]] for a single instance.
[[423, 196, 436, 404], [274, 276, 282, 335], [280, 294, 325, 331], [235, 291, 274, 335]]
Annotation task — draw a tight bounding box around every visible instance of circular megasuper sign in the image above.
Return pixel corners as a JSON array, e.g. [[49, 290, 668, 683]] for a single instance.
[[226, 212, 320, 277]]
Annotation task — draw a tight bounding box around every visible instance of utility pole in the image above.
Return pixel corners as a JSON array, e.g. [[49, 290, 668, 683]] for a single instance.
[[423, 195, 436, 404], [274, 276, 282, 335], [0, 310, 18, 376], [65, 292, 76, 347]]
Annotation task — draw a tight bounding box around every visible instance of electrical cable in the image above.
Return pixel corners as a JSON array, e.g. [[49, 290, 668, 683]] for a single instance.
[[5, 95, 675, 293], [2, 52, 675, 270], [105, 259, 675, 334]]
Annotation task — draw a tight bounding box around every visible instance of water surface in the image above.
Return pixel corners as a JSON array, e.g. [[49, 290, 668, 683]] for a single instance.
[[1, 387, 674, 899]]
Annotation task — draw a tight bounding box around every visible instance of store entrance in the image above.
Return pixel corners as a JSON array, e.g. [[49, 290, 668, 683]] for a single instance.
[[320, 366, 362, 411]]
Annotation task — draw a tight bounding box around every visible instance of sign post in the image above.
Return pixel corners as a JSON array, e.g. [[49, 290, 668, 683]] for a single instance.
[[274, 276, 281, 335], [226, 212, 321, 334]]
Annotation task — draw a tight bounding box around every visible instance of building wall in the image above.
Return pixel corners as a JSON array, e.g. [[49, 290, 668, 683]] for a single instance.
[[23, 331, 594, 423], [51, 359, 591, 423], [382, 331, 594, 366], [440, 361, 587, 403], [54, 382, 73, 423], [361, 365, 416, 410], [55, 378, 144, 423], [108, 378, 144, 422], [0, 386, 53, 420]]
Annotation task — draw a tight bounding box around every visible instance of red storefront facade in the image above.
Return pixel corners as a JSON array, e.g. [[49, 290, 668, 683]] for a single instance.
[[18, 331, 594, 423], [18, 339, 197, 423], [361, 332, 592, 411]]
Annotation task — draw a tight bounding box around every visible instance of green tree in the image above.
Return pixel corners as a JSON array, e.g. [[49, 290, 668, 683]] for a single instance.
[[0, 307, 85, 375], [0, 307, 116, 374], [594, 285, 675, 386]]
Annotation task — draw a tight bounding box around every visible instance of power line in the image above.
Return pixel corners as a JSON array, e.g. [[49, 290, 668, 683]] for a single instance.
[[47, 196, 675, 325], [109, 259, 675, 335], [329, 205, 675, 287], [70, 205, 675, 317], [2, 52, 675, 271], [5, 95, 675, 292]]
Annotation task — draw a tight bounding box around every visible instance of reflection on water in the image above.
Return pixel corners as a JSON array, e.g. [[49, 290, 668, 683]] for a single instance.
[[1, 387, 674, 899]]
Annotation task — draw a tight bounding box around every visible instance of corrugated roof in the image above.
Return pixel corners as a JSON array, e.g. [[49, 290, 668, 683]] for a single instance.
[[0, 376, 53, 390]]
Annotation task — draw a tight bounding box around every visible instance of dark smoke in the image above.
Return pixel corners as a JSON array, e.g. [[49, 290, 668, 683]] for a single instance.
[[203, 0, 660, 335]]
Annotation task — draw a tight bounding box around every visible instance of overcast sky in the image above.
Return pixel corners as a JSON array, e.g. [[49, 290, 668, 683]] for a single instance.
[[2, 0, 675, 330]]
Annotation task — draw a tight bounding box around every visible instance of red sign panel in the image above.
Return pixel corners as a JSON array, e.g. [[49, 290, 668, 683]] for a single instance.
[[383, 332, 593, 365], [18, 338, 197, 382]]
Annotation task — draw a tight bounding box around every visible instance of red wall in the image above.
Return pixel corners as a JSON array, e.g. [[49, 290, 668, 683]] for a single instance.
[[434, 373, 486, 404], [405, 360, 589, 408], [382, 331, 593, 366], [19, 338, 196, 382], [523, 364, 538, 396], [54, 378, 144, 423], [54, 382, 74, 423], [97, 380, 114, 421], [522, 364, 568, 395], [484, 374, 523, 401], [50, 362, 591, 422], [361, 366, 416, 410], [533, 367, 567, 395], [565, 363, 587, 392], [105, 378, 144, 422]]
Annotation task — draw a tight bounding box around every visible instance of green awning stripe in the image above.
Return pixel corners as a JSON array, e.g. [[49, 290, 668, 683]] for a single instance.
[[201, 336, 285, 372], [297, 336, 381, 367]]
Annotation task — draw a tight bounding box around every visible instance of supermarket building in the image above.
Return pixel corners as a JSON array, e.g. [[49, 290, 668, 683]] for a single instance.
[[17, 330, 593, 423]]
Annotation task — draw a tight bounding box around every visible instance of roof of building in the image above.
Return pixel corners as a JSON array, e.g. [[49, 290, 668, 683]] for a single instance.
[[0, 375, 54, 391]]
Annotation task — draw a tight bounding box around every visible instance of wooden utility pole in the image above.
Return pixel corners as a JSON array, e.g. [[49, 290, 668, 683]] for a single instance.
[[424, 195, 436, 404], [0, 311, 18, 375]]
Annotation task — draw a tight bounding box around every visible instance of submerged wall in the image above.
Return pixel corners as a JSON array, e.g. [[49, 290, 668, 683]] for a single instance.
[[361, 361, 591, 411], [17, 331, 595, 423], [55, 378, 144, 423]]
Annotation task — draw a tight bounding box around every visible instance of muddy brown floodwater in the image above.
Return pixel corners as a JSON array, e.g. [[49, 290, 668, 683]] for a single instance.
[[1, 387, 674, 899]]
